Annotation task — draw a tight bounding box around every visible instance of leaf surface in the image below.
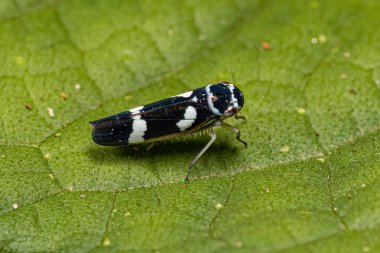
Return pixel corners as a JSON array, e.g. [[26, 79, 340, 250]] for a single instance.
[[0, 0, 380, 252]]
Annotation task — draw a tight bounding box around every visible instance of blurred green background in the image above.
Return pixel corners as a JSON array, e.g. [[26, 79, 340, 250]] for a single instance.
[[0, 0, 380, 252]]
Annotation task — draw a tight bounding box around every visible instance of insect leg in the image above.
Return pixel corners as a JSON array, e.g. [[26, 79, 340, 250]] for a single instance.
[[221, 122, 247, 147], [146, 142, 156, 152], [235, 112, 246, 121], [185, 128, 216, 181]]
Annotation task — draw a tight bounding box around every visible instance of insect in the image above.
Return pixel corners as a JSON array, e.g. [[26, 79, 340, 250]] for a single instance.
[[90, 81, 247, 181]]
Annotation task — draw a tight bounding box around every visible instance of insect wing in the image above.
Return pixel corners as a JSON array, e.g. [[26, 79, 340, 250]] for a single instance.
[[90, 88, 216, 145]]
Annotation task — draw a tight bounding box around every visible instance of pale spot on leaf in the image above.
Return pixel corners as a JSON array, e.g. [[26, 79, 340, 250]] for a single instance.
[[47, 107, 54, 118], [363, 246, 371, 252], [318, 34, 327, 43], [43, 153, 51, 160], [344, 51, 351, 58], [317, 158, 326, 163], [280, 146, 290, 153], [296, 107, 306, 114], [215, 203, 223, 210], [74, 83, 81, 90], [103, 238, 111, 246], [15, 56, 26, 66]]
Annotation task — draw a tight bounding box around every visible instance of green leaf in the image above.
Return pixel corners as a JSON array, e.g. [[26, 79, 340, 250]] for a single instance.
[[1, 0, 380, 252]]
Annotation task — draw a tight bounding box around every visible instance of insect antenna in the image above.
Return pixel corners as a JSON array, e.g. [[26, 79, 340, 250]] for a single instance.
[[228, 63, 236, 84]]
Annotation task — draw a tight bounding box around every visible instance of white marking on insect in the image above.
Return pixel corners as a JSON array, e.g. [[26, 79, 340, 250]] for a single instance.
[[128, 106, 147, 143], [176, 106, 197, 131], [129, 119, 147, 143], [227, 84, 239, 108], [205, 85, 223, 115], [130, 106, 144, 114], [192, 96, 198, 102], [172, 91, 193, 98]]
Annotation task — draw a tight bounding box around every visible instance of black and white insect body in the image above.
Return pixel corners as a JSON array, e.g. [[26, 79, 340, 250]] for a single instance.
[[90, 81, 246, 181]]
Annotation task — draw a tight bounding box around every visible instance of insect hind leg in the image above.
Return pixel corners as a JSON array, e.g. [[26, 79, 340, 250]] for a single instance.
[[185, 128, 216, 181], [221, 122, 247, 148]]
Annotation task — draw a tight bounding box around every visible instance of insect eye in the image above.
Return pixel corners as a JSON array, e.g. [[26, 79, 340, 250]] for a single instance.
[[224, 107, 237, 117], [229, 108, 237, 115]]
